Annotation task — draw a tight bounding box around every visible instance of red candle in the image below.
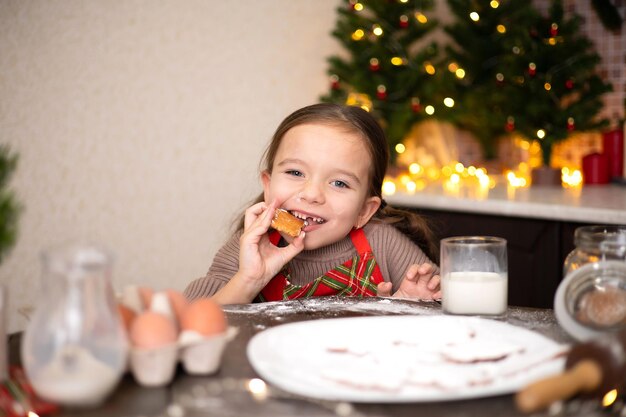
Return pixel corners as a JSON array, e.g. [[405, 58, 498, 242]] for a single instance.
[[582, 153, 609, 185], [603, 129, 624, 179]]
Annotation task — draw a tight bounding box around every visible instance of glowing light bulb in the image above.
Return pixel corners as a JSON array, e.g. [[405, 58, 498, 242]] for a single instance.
[[544, 82, 551, 91], [382, 180, 396, 195], [395, 143, 406, 154], [443, 97, 455, 107], [247, 378, 268, 401], [345, 93, 372, 112], [479, 174, 490, 188], [470, 12, 480, 22], [602, 389, 618, 407], [562, 167, 582, 188], [496, 24, 506, 33], [537, 129, 546, 139], [409, 163, 422, 175], [351, 29, 365, 41], [372, 24, 383, 36], [424, 62, 436, 75], [425, 105, 435, 115], [415, 12, 428, 24], [490, 1, 499, 8], [353, 2, 364, 11], [506, 171, 527, 188], [391, 56, 404, 66], [455, 68, 466, 79]]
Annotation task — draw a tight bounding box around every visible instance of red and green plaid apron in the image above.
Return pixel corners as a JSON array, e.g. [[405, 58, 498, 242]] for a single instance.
[[256, 228, 384, 302]]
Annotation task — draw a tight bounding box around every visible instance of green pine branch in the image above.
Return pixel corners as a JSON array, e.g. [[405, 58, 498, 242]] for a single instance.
[[0, 146, 21, 264]]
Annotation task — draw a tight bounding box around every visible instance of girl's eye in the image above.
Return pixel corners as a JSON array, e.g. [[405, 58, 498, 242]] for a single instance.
[[331, 180, 349, 189], [285, 170, 303, 177]]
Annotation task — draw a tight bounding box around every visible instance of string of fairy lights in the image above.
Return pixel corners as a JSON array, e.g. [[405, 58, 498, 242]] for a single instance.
[[337, 0, 587, 189]]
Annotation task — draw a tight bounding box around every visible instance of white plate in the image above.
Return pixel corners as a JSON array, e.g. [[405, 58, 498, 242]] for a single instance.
[[247, 315, 568, 403]]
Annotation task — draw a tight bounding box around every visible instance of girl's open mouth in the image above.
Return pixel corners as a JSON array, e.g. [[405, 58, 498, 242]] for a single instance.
[[289, 210, 326, 225]]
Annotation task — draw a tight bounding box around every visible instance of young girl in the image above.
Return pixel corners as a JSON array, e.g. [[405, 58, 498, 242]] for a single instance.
[[185, 103, 441, 303]]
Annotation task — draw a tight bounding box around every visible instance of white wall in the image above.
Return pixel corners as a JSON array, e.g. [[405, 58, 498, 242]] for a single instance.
[[0, 0, 341, 332]]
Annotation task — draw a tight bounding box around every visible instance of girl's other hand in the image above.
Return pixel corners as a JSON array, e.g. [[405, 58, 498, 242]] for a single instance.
[[376, 263, 441, 301]]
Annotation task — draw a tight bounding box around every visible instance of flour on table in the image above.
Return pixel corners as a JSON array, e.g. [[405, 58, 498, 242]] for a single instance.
[[224, 297, 440, 316]]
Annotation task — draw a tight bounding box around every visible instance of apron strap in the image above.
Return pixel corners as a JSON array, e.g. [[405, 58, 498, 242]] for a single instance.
[[350, 227, 372, 256], [269, 230, 281, 246]]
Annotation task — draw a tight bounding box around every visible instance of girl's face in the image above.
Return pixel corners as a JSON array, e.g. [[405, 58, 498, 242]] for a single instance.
[[261, 123, 381, 250]]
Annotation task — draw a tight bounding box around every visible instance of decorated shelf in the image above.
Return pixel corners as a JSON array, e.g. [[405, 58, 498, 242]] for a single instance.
[[385, 180, 626, 225]]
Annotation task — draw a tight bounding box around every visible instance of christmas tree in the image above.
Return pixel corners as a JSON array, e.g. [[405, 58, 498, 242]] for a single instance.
[[440, 0, 612, 165], [0, 146, 20, 264], [321, 0, 444, 155], [441, 0, 539, 159], [323, 0, 613, 169], [506, 0, 612, 166]]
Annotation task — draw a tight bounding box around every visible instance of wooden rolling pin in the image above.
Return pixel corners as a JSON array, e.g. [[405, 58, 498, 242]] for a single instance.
[[515, 329, 626, 413]]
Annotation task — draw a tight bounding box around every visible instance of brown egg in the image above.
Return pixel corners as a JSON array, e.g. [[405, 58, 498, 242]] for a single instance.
[[129, 311, 178, 349], [117, 303, 136, 333], [180, 298, 227, 336], [165, 289, 188, 325]]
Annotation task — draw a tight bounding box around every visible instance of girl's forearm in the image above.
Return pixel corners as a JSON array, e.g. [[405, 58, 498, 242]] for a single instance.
[[210, 271, 264, 304]]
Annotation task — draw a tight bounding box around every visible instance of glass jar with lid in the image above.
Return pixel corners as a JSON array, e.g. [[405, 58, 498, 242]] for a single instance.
[[563, 225, 626, 277], [555, 260, 626, 341]]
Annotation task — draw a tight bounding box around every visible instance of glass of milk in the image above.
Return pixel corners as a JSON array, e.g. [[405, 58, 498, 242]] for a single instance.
[[441, 236, 508, 316]]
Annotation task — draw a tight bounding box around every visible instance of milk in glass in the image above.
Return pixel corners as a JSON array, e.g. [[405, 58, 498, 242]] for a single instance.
[[442, 271, 508, 315], [440, 236, 508, 316]]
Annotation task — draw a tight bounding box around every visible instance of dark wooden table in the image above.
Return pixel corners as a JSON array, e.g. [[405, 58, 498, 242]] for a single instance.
[[9, 297, 617, 417]]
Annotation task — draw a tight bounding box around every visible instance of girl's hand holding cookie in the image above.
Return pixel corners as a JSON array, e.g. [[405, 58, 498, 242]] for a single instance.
[[238, 199, 305, 293]]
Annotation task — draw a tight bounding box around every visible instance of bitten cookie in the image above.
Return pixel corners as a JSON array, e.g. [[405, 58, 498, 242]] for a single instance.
[[271, 209, 306, 237]]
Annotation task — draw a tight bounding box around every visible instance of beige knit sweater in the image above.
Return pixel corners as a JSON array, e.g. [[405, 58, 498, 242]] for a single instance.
[[184, 220, 438, 301]]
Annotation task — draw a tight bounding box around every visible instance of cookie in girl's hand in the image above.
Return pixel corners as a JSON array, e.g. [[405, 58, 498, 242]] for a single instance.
[[271, 209, 306, 237]]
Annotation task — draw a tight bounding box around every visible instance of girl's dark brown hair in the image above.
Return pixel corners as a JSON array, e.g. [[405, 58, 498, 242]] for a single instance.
[[238, 103, 438, 262]]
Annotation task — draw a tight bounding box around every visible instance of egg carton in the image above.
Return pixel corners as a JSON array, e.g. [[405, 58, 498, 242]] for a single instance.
[[129, 326, 239, 387], [119, 285, 238, 387]]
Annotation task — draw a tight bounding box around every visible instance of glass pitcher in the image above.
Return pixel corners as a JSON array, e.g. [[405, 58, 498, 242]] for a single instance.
[[21, 243, 128, 407]]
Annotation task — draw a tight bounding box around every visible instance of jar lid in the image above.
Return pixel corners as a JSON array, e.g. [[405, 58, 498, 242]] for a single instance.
[[554, 261, 626, 341], [573, 225, 626, 253]]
